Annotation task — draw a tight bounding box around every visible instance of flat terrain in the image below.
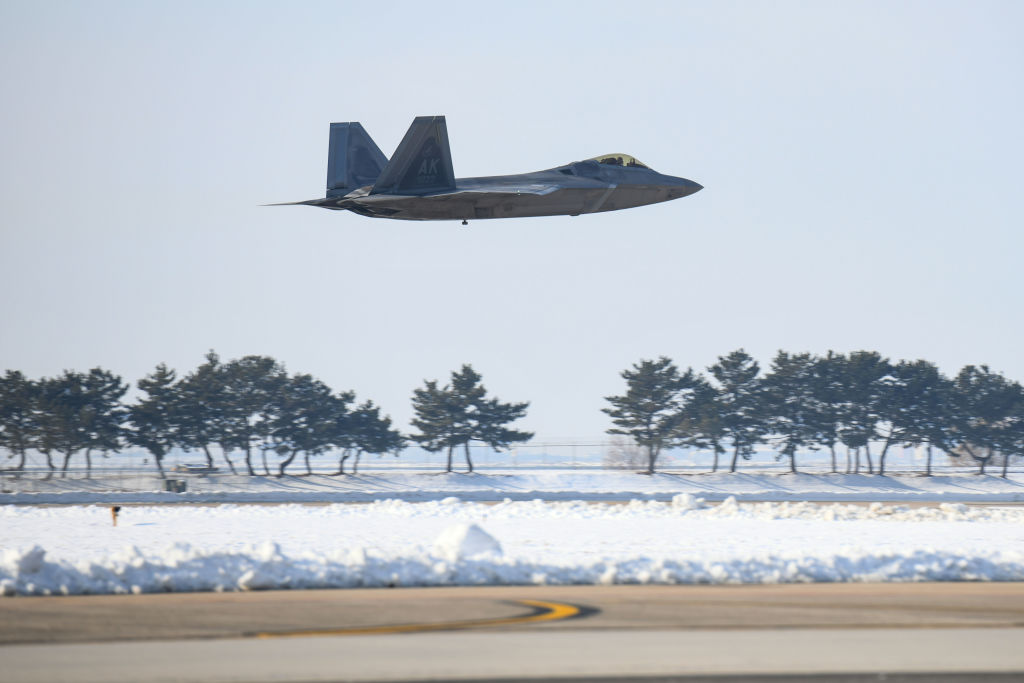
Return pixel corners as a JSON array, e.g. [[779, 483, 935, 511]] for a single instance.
[[3, 583, 1024, 682], [5, 486, 1024, 680]]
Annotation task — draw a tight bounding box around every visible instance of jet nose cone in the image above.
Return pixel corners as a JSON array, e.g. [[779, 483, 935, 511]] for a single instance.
[[665, 176, 703, 199]]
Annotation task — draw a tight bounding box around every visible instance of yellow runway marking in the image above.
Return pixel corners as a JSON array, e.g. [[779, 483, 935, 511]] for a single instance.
[[253, 599, 581, 639]]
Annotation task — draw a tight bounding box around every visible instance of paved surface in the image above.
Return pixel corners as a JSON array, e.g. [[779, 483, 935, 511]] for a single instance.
[[5, 627, 1024, 682], [2, 583, 1024, 682], [3, 583, 1023, 644]]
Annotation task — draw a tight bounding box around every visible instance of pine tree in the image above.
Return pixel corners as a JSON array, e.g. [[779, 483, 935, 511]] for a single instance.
[[37, 373, 86, 477], [945, 365, 1021, 475], [176, 351, 233, 472], [79, 368, 129, 477], [271, 373, 334, 477], [809, 351, 847, 473], [219, 355, 287, 476], [126, 363, 178, 478], [343, 400, 405, 474], [447, 366, 491, 472], [323, 391, 357, 475], [0, 371, 39, 471], [685, 377, 727, 472], [38, 368, 127, 478], [603, 357, 699, 474], [709, 349, 768, 473], [763, 351, 819, 473], [914, 372, 955, 476], [837, 351, 889, 474], [410, 365, 531, 473], [873, 359, 946, 475], [410, 379, 461, 472]]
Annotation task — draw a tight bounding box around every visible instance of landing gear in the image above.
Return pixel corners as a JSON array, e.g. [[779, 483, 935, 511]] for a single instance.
[[462, 219, 468, 226]]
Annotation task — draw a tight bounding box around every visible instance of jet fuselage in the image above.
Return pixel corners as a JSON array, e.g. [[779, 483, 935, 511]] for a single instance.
[[336, 162, 701, 221]]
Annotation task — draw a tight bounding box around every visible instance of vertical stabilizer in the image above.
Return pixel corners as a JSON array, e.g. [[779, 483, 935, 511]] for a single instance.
[[370, 116, 455, 195], [326, 123, 389, 198]]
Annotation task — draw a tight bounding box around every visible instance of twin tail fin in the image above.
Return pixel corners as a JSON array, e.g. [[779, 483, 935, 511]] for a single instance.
[[326, 122, 389, 198], [369, 116, 455, 196]]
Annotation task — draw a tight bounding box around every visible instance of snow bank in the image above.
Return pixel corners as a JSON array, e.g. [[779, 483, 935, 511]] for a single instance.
[[4, 543, 1021, 597], [2, 499, 1024, 596]]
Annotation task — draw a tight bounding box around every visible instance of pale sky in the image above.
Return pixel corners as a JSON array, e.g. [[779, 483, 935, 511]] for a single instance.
[[1, 1, 1022, 441]]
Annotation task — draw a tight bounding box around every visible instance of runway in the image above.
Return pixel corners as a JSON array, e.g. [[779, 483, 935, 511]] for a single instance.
[[3, 583, 1024, 682]]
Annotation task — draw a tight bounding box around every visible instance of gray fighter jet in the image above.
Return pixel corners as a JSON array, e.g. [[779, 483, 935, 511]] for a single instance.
[[278, 116, 702, 223]]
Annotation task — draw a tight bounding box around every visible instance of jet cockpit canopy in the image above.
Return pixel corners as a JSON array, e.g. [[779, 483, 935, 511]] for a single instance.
[[587, 153, 649, 169]]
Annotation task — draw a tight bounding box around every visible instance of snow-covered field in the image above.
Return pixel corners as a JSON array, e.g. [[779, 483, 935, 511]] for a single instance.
[[4, 470, 1024, 504], [3, 496, 1024, 596]]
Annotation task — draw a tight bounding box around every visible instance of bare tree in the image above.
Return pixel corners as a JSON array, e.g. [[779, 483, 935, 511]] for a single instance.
[[602, 436, 646, 470]]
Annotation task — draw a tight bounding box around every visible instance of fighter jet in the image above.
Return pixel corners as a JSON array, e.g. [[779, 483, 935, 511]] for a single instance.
[[277, 116, 702, 223]]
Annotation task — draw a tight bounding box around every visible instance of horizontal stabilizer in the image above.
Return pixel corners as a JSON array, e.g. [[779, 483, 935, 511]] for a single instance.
[[370, 116, 455, 196], [264, 197, 352, 210], [264, 199, 326, 206]]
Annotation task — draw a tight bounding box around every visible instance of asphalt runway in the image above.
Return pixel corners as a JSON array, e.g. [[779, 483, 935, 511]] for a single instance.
[[3, 583, 1024, 682]]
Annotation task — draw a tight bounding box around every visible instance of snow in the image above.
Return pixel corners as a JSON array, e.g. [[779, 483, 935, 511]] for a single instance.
[[2, 498, 1023, 596], [432, 523, 502, 562], [4, 470, 1024, 504]]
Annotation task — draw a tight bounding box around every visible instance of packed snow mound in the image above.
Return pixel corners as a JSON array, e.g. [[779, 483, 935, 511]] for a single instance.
[[433, 523, 502, 562], [671, 493, 706, 510], [1, 545, 45, 576]]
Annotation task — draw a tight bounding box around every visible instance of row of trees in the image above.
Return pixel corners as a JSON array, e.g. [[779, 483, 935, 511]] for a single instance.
[[0, 353, 533, 478], [5, 348, 1022, 478], [604, 349, 1024, 477]]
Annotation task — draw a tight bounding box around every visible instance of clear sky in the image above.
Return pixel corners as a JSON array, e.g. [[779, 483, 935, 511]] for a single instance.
[[1, 0, 1022, 441]]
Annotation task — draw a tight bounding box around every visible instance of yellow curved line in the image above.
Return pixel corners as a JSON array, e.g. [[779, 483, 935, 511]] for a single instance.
[[254, 599, 581, 639], [516, 599, 581, 622]]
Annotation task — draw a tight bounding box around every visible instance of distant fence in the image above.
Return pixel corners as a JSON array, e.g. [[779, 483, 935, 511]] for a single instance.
[[1, 440, 1018, 494]]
